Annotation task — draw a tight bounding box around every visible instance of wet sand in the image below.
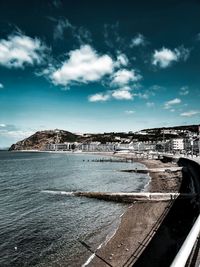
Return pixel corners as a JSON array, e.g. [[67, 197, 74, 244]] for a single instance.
[[86, 157, 182, 267]]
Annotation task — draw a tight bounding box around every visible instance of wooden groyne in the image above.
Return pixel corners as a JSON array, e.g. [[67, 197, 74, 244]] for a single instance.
[[89, 158, 134, 163]]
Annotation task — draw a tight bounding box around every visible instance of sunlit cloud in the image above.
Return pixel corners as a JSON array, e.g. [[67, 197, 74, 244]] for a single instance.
[[0, 33, 47, 68], [152, 46, 190, 68], [125, 110, 135, 114], [180, 110, 200, 117], [112, 88, 133, 100], [164, 98, 181, 109], [116, 53, 129, 67], [111, 69, 141, 86], [51, 45, 114, 86], [89, 86, 134, 102], [88, 93, 110, 102], [130, 33, 146, 47]]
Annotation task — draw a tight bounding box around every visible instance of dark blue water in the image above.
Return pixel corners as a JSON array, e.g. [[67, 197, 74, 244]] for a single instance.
[[0, 151, 149, 267]]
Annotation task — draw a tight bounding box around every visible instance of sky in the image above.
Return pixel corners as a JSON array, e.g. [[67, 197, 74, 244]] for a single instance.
[[0, 0, 200, 147]]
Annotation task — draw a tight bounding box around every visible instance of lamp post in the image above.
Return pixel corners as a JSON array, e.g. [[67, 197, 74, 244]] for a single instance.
[[138, 142, 140, 152], [190, 137, 199, 158], [191, 139, 194, 158]]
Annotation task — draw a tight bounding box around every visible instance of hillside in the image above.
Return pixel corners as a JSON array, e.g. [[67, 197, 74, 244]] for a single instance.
[[9, 130, 78, 151], [8, 124, 199, 151], [143, 124, 198, 133]]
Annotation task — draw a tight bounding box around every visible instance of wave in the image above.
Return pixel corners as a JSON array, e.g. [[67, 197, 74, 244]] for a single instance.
[[41, 190, 75, 196], [81, 209, 125, 267]]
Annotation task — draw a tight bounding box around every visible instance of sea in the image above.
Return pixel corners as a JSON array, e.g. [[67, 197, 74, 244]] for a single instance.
[[0, 151, 149, 267]]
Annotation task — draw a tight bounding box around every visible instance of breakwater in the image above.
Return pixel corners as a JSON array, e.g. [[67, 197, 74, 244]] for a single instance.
[[71, 191, 195, 202]]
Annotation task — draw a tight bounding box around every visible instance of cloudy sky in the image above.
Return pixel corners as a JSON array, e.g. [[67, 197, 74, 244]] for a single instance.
[[0, 0, 200, 146]]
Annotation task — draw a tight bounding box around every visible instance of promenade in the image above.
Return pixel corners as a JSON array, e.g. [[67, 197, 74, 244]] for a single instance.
[[84, 155, 200, 267]]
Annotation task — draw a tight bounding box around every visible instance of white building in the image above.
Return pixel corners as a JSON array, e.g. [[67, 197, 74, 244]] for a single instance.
[[45, 142, 76, 151], [81, 142, 116, 152], [170, 138, 184, 151], [161, 129, 178, 135]]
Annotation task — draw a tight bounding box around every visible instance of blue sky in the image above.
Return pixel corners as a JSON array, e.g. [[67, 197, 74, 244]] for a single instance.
[[0, 0, 200, 146]]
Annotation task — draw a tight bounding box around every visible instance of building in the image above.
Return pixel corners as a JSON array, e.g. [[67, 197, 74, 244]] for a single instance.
[[170, 138, 184, 151], [184, 138, 200, 155], [45, 142, 76, 151], [161, 129, 178, 135], [80, 142, 116, 152]]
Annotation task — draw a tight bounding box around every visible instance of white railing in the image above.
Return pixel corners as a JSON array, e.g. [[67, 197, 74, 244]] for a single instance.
[[170, 213, 200, 267]]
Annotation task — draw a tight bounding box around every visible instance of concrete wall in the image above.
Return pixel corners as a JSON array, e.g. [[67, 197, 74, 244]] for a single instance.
[[133, 157, 200, 267]]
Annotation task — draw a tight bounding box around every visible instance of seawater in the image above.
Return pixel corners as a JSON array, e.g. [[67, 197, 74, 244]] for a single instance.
[[0, 151, 149, 267]]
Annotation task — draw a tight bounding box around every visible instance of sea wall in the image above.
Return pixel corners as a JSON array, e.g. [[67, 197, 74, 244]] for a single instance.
[[178, 158, 200, 198], [133, 157, 200, 267]]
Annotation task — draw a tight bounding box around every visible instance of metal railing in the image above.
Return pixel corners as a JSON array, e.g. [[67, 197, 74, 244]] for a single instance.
[[170, 213, 200, 267]]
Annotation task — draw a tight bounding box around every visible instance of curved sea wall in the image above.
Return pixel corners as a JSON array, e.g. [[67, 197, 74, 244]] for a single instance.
[[133, 157, 200, 267], [178, 158, 200, 198]]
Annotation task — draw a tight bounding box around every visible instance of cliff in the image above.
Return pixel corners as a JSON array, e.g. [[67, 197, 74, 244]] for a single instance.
[[9, 130, 78, 151]]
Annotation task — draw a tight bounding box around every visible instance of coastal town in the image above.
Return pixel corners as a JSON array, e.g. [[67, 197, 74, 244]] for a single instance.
[[5, 124, 200, 267], [41, 126, 200, 157], [1, 0, 200, 267]]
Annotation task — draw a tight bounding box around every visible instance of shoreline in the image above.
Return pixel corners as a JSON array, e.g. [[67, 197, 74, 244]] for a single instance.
[[6, 150, 182, 266], [85, 155, 182, 267]]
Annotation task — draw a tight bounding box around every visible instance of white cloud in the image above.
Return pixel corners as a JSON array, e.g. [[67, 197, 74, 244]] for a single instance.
[[152, 47, 190, 68], [111, 69, 141, 86], [0, 124, 34, 139], [51, 45, 114, 86], [88, 93, 110, 102], [0, 130, 34, 139], [0, 33, 46, 68], [130, 34, 146, 47], [179, 86, 189, 96], [0, 83, 3, 89], [125, 110, 135, 114], [180, 110, 200, 117], [112, 88, 133, 100], [152, 48, 177, 68], [146, 102, 155, 107], [164, 98, 181, 109], [116, 53, 129, 67], [89, 86, 134, 102]]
